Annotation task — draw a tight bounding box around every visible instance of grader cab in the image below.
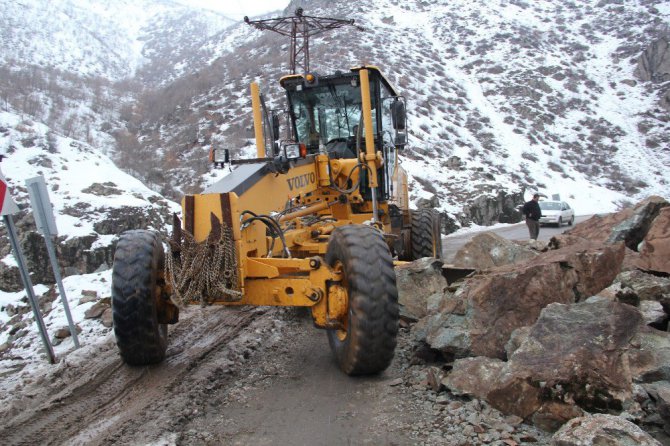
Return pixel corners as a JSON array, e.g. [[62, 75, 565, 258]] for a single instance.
[[111, 17, 442, 376]]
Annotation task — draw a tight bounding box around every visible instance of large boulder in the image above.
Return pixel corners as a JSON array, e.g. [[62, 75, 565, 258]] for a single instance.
[[424, 241, 625, 358], [445, 300, 644, 430], [551, 414, 661, 446], [395, 258, 448, 321], [451, 232, 538, 269], [510, 300, 641, 409], [637, 207, 670, 275], [560, 196, 668, 251], [540, 242, 626, 301]]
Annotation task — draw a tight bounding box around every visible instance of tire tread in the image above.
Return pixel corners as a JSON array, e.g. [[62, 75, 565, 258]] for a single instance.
[[112, 230, 167, 365], [411, 208, 442, 260], [326, 225, 399, 375]]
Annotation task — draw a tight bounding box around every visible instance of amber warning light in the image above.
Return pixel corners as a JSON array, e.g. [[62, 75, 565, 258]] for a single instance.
[[304, 72, 318, 87]]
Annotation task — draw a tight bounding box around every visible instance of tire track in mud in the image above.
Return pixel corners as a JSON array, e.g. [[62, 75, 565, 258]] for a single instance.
[[0, 306, 274, 446]]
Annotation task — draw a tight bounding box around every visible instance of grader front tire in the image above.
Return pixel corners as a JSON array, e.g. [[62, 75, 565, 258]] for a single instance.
[[112, 230, 168, 365], [411, 208, 443, 260], [325, 225, 399, 375]]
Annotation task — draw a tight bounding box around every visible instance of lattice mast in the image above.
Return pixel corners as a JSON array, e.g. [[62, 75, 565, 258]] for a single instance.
[[244, 8, 364, 74]]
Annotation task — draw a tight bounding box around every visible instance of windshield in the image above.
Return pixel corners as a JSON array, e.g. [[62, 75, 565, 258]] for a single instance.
[[539, 201, 561, 210], [288, 80, 378, 151], [284, 71, 398, 201]]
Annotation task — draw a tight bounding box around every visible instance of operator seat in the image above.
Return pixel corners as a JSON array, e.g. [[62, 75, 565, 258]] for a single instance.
[[326, 139, 356, 159]]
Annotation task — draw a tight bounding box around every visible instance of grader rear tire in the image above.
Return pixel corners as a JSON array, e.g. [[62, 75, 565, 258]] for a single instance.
[[112, 230, 168, 365], [411, 208, 443, 260], [326, 225, 399, 375]]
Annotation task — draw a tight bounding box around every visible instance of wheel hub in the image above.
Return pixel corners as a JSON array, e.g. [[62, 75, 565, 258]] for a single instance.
[[328, 262, 349, 341]]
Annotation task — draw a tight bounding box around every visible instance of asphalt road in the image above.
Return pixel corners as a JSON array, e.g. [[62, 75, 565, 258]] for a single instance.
[[442, 215, 592, 263]]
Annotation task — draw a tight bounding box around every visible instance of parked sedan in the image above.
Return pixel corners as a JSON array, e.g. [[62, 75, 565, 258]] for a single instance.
[[539, 200, 575, 227]]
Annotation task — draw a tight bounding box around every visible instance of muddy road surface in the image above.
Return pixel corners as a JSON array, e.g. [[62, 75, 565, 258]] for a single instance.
[[0, 305, 414, 445], [0, 306, 269, 445], [0, 301, 550, 445]]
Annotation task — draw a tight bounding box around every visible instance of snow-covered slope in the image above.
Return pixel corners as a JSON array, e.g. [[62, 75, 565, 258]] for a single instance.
[[0, 111, 178, 241], [134, 0, 670, 216], [0, 0, 239, 164], [0, 109, 178, 294], [0, 109, 180, 372], [1, 0, 235, 81], [361, 0, 670, 214]]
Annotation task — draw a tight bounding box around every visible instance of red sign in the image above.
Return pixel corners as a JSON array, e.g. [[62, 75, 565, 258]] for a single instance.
[[0, 178, 6, 209], [0, 169, 19, 216]]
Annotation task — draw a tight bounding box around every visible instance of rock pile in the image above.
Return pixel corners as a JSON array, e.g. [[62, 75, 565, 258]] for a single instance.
[[399, 196, 670, 444]]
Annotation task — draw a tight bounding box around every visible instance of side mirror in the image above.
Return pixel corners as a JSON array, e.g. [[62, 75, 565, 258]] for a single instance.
[[394, 133, 407, 149], [272, 114, 280, 142], [391, 99, 406, 130]]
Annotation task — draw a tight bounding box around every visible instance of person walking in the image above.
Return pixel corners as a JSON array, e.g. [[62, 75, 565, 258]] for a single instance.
[[522, 193, 542, 240]]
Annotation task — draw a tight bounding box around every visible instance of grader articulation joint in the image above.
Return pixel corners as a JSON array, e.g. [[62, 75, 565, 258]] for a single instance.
[[111, 12, 443, 375]]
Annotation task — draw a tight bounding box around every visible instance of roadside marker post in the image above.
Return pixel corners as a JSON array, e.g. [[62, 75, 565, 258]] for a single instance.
[[26, 175, 79, 348], [1, 168, 56, 363]]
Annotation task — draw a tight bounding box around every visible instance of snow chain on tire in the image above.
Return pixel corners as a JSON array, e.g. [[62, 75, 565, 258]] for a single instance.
[[165, 224, 242, 305]]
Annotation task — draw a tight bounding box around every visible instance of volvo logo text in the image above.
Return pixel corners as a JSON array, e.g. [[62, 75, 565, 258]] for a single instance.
[[287, 173, 316, 191]]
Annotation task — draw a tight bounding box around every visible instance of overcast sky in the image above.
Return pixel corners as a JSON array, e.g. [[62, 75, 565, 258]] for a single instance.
[[177, 0, 291, 20]]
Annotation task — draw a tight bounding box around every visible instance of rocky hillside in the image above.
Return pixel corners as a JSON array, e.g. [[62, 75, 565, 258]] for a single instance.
[[1, 0, 669, 221], [120, 0, 670, 217], [0, 111, 178, 291]]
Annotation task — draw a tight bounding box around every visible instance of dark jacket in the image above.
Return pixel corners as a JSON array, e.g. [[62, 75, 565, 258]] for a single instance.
[[522, 200, 542, 221]]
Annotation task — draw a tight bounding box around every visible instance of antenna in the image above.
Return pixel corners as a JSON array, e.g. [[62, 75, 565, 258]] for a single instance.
[[244, 8, 364, 74]]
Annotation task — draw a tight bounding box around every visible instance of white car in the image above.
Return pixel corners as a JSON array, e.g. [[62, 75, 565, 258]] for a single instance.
[[539, 200, 575, 227]]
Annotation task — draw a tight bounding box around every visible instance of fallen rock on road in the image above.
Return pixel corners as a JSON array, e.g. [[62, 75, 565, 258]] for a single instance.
[[406, 196, 670, 444]]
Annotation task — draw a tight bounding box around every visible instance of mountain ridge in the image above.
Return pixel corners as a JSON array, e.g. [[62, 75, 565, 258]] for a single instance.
[[1, 0, 236, 81]]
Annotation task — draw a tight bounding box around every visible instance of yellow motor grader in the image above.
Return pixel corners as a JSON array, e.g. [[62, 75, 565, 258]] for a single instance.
[[111, 66, 442, 375]]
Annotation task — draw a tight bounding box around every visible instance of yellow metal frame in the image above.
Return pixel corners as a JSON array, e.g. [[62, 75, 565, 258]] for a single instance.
[[250, 82, 265, 158], [359, 69, 379, 188], [175, 67, 400, 331]]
